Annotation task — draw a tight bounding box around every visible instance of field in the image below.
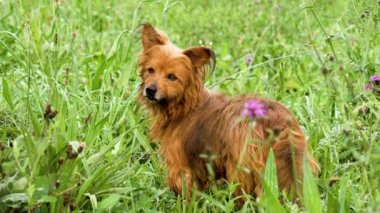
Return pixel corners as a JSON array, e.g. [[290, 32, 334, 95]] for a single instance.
[[1, 0, 380, 212]]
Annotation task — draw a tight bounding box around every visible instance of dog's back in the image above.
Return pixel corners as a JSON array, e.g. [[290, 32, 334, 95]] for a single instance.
[[159, 94, 319, 196]]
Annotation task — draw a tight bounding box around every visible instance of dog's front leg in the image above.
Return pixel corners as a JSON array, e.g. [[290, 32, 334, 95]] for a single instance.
[[167, 166, 193, 202]]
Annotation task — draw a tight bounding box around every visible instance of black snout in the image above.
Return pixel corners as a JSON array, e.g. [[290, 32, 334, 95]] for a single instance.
[[145, 85, 157, 100]]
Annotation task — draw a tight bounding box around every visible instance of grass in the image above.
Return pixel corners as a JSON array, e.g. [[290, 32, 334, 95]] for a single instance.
[[0, 0, 379, 212]]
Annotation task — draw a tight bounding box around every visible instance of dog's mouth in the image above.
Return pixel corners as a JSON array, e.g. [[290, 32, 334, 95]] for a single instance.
[[144, 95, 168, 106], [145, 94, 157, 102]]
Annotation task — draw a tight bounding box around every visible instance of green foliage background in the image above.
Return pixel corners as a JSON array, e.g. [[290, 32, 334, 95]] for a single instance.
[[0, 0, 379, 212]]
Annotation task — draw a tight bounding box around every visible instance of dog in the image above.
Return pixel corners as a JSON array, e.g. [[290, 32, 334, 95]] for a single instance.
[[137, 23, 319, 203]]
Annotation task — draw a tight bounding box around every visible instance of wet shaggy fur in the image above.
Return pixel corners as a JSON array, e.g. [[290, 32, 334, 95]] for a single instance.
[[137, 23, 319, 202]]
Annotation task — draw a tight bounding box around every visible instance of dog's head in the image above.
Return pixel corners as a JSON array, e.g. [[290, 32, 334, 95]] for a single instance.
[[137, 23, 215, 109]]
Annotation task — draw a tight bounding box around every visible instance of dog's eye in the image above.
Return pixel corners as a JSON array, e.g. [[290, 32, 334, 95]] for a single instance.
[[147, 67, 155, 74], [167, 74, 177, 81]]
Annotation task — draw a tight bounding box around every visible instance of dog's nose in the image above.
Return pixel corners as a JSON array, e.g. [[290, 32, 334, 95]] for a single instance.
[[145, 85, 157, 99]]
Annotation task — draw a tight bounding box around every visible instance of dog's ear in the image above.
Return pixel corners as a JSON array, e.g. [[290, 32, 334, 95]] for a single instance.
[[141, 23, 168, 50], [183, 47, 216, 79]]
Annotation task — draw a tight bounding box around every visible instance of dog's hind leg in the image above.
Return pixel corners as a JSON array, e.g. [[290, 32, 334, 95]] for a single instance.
[[225, 146, 264, 206], [272, 126, 319, 198]]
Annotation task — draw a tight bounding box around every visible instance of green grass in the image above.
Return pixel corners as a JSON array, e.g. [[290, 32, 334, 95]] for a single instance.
[[1, 0, 380, 212]]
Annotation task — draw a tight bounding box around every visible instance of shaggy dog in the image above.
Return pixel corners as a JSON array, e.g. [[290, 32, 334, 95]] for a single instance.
[[137, 23, 319, 202]]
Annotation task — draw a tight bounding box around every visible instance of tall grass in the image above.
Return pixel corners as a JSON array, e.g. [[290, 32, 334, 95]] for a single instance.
[[0, 0, 379, 212]]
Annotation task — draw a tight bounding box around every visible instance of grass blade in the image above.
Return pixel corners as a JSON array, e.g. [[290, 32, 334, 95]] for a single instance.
[[263, 149, 279, 198], [303, 155, 322, 213], [2, 78, 15, 110], [97, 194, 120, 211], [261, 149, 284, 213]]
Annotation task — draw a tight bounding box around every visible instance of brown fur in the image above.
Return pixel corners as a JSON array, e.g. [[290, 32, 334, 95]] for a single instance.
[[137, 23, 319, 202]]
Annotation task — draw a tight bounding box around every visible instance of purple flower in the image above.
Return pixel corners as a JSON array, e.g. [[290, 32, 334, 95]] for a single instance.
[[241, 100, 267, 120], [245, 55, 253, 63], [368, 75, 380, 88], [370, 75, 380, 82]]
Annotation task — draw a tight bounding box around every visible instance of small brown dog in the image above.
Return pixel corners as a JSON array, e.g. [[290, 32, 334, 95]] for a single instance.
[[138, 23, 319, 202]]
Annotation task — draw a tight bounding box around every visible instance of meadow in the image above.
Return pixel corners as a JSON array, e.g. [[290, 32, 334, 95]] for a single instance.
[[0, 0, 379, 212]]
